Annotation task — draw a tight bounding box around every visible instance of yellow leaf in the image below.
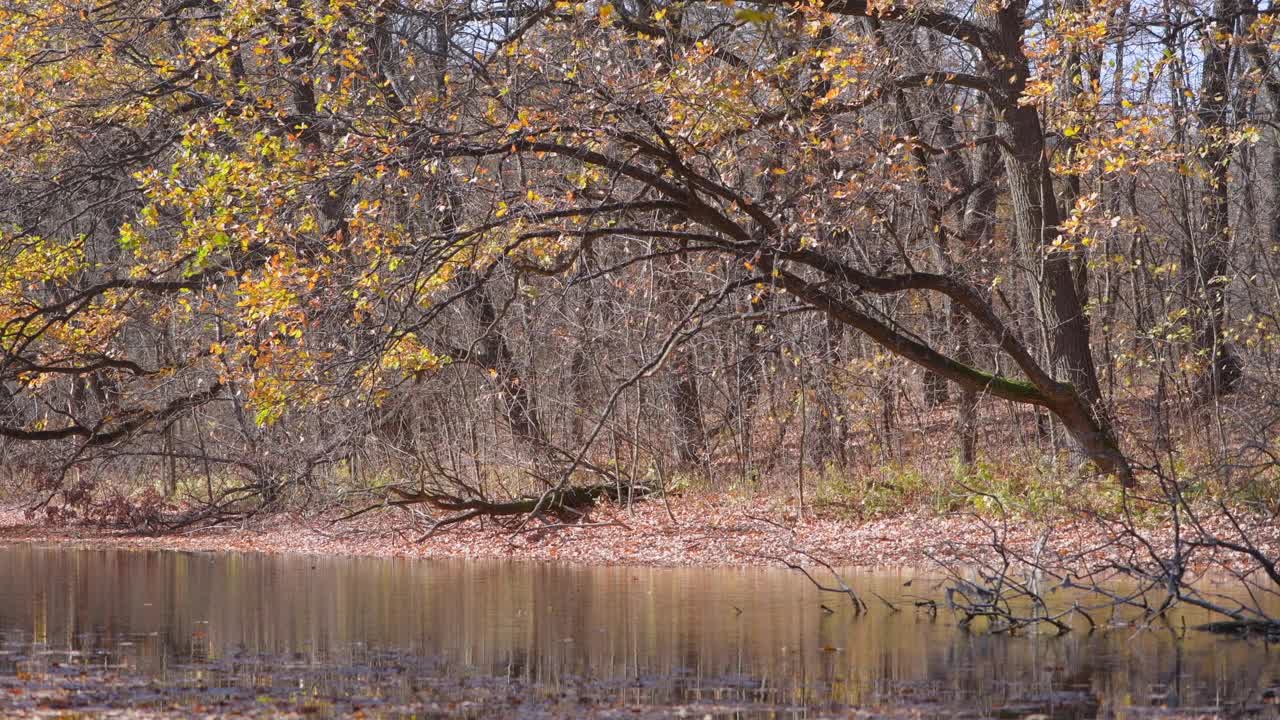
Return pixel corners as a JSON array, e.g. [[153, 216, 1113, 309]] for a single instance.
[[734, 8, 775, 23]]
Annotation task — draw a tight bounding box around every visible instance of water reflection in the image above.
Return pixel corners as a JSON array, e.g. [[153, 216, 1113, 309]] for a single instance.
[[1, 545, 1277, 717]]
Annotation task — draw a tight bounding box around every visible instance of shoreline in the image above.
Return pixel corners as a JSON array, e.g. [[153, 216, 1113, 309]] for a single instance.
[[7, 495, 1272, 574], [1, 495, 1032, 569]]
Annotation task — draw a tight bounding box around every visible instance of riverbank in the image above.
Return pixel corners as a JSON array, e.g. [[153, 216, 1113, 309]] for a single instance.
[[0, 495, 961, 567], [4, 494, 1277, 571]]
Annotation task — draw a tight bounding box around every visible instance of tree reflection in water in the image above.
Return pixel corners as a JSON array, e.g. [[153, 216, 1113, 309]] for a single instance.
[[1, 546, 1277, 718]]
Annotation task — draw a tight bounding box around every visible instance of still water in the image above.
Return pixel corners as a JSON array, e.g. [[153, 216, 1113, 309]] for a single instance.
[[1, 545, 1278, 718]]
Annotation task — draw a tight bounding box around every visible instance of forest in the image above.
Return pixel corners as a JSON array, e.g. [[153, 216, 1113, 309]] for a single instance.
[[0, 0, 1278, 550]]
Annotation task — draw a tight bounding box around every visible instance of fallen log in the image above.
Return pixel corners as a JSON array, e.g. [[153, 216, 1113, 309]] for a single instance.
[[337, 483, 649, 539], [389, 483, 638, 516]]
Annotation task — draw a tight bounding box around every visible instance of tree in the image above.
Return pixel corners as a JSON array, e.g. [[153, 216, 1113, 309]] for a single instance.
[[5, 0, 1280, 521]]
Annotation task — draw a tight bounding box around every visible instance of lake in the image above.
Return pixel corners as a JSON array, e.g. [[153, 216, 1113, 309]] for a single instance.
[[1, 545, 1277, 718]]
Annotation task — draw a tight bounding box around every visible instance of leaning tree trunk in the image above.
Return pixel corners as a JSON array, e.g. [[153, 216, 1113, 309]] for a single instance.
[[988, 4, 1130, 482]]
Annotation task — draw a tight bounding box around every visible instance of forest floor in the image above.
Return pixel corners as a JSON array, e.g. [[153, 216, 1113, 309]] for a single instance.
[[3, 491, 1278, 572]]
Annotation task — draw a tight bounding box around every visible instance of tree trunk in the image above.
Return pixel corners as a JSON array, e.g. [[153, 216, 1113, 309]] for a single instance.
[[988, 4, 1129, 481], [923, 363, 950, 408], [935, 104, 1001, 466], [811, 314, 848, 466], [670, 360, 707, 467], [470, 280, 545, 447], [1189, 0, 1244, 399]]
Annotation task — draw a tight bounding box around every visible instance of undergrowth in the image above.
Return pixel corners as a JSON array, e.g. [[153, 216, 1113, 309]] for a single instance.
[[806, 450, 1280, 525], [6, 435, 1279, 531]]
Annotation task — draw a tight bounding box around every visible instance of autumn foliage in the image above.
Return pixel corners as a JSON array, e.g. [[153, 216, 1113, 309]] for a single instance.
[[1, 0, 1278, 523]]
